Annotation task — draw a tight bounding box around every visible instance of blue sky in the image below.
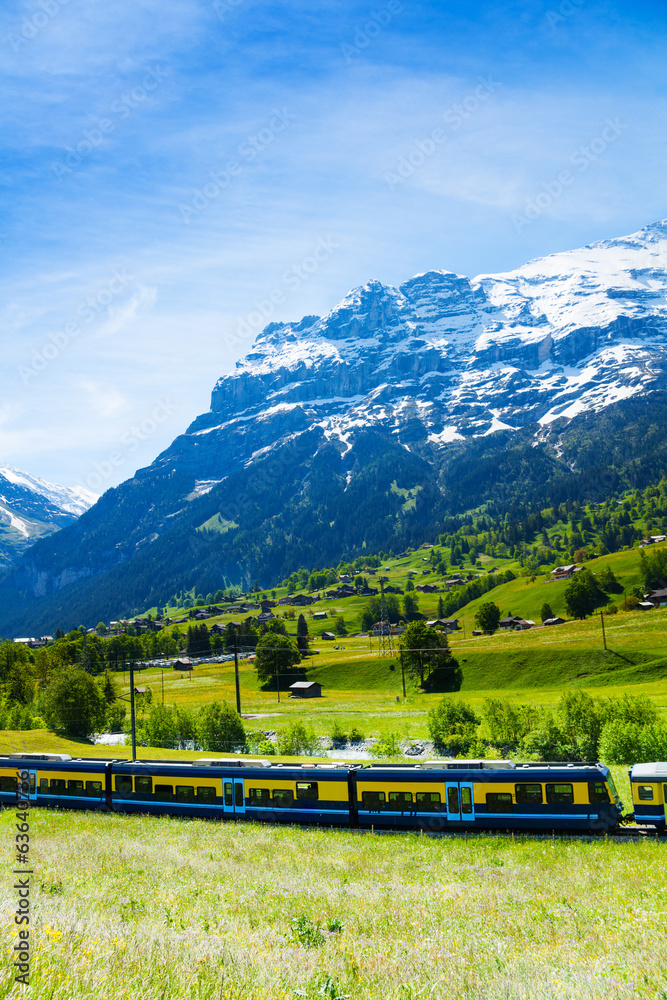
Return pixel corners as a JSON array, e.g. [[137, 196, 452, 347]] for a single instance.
[[1, 0, 666, 493]]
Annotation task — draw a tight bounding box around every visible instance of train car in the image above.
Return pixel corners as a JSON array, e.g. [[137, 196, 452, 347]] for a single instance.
[[0, 753, 623, 833], [353, 759, 623, 833], [629, 762, 667, 829], [0, 752, 108, 811]]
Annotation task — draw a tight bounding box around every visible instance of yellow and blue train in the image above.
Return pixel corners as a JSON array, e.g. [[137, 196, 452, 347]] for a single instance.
[[0, 752, 642, 834]]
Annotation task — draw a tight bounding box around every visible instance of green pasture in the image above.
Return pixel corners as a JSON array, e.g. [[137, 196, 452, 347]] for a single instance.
[[0, 808, 664, 1000]]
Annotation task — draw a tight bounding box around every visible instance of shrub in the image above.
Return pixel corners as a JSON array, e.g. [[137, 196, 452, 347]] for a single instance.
[[348, 727, 365, 742], [599, 721, 667, 764], [276, 720, 320, 756], [427, 698, 479, 749], [482, 698, 539, 746], [370, 732, 403, 758]]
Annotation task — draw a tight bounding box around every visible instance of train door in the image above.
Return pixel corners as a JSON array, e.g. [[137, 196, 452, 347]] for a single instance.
[[223, 778, 245, 815], [445, 781, 475, 822], [664, 784, 667, 825], [28, 771, 37, 802]]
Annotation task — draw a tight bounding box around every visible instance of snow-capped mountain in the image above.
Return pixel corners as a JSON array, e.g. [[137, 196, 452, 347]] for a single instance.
[[0, 465, 97, 570], [2, 219, 667, 634], [181, 218, 667, 479]]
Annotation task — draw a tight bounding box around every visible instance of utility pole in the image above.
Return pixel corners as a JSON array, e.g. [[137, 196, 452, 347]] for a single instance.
[[600, 609, 607, 650], [161, 669, 164, 704], [277, 660, 280, 703], [400, 649, 406, 699], [233, 631, 241, 715], [129, 661, 137, 762]]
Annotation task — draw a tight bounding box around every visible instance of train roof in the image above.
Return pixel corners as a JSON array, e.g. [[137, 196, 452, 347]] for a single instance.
[[630, 762, 667, 780]]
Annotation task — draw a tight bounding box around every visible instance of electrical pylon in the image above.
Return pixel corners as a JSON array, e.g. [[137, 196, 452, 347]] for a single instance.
[[376, 580, 395, 657]]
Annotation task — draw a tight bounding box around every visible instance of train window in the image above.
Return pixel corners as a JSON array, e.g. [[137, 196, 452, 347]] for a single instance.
[[389, 791, 413, 809], [416, 792, 441, 812], [461, 787, 473, 814], [588, 781, 609, 804], [486, 793, 512, 813], [115, 775, 133, 794], [296, 782, 319, 801], [154, 784, 173, 802], [39, 778, 49, 793], [29, 773, 35, 794], [273, 788, 295, 808], [135, 776, 152, 796], [447, 787, 460, 814], [235, 784, 244, 807], [249, 787, 271, 806], [67, 780, 84, 795], [515, 783, 543, 804], [0, 776, 18, 792], [50, 779, 67, 796], [224, 782, 233, 806], [197, 786, 217, 803], [176, 785, 195, 803], [546, 783, 574, 805], [86, 781, 102, 797], [361, 790, 386, 811], [637, 785, 654, 801]]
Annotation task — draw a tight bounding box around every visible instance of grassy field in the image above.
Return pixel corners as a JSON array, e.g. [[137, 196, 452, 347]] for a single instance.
[[109, 605, 667, 746], [0, 808, 665, 1000]]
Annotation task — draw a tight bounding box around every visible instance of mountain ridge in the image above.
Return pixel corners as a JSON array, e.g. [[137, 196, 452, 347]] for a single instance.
[[0, 465, 97, 572], [2, 220, 667, 635]]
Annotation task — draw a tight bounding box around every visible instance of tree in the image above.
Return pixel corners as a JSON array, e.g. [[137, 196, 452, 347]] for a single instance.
[[474, 602, 501, 633], [100, 670, 118, 705], [41, 668, 107, 737], [437, 596, 445, 619], [197, 701, 246, 752], [254, 633, 301, 690], [296, 613, 309, 654], [405, 578, 415, 592], [399, 621, 461, 690], [427, 698, 480, 750], [334, 615, 347, 636], [540, 602, 554, 623], [564, 569, 601, 619], [597, 565, 621, 593], [403, 592, 419, 619]]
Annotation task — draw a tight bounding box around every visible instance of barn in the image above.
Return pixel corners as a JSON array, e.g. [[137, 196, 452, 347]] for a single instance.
[[289, 681, 322, 699]]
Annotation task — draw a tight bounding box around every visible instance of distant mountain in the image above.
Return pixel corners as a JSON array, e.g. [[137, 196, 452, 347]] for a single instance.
[[0, 466, 97, 571], [2, 220, 667, 635]]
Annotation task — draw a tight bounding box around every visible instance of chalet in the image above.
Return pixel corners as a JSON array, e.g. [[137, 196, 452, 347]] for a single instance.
[[292, 594, 314, 607], [260, 600, 277, 609], [420, 543, 433, 549], [194, 612, 211, 621], [173, 658, 193, 671], [312, 611, 328, 620], [134, 686, 146, 695], [446, 576, 465, 588], [425, 619, 460, 632], [638, 601, 656, 610], [289, 681, 322, 699], [639, 535, 667, 547], [550, 565, 583, 581], [384, 585, 403, 594], [415, 583, 439, 594], [256, 612, 275, 624], [543, 617, 566, 626], [321, 631, 337, 640], [499, 616, 535, 631], [207, 606, 223, 615], [339, 574, 351, 582], [210, 623, 226, 634], [371, 621, 391, 635], [643, 588, 667, 607]]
